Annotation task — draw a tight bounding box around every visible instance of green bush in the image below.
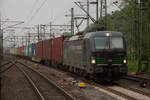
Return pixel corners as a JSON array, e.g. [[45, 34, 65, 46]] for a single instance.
[[127, 60, 138, 72]]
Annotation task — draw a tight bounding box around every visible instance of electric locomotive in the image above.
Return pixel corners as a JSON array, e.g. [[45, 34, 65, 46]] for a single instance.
[[63, 31, 127, 81]]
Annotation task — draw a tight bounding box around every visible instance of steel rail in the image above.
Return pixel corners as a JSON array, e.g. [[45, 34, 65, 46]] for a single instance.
[[17, 61, 76, 100], [124, 75, 150, 87], [61, 71, 137, 100], [126, 75, 150, 81], [18, 57, 150, 100], [83, 80, 137, 100], [0, 62, 15, 73], [22, 59, 140, 100], [117, 84, 150, 97], [15, 64, 46, 100], [0, 62, 12, 67]]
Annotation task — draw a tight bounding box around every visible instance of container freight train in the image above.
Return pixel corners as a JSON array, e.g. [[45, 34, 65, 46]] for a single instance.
[[7, 31, 128, 81]]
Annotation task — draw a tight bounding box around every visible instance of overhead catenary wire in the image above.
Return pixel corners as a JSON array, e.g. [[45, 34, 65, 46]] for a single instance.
[[19, 0, 48, 35], [26, 0, 48, 25], [25, 0, 40, 22]]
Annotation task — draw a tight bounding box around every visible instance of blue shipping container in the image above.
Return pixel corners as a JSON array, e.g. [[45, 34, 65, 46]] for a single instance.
[[32, 43, 36, 56]]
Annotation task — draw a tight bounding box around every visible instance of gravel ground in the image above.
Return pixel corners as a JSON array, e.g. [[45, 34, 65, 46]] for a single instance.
[[3, 57, 150, 100], [1, 64, 38, 100], [22, 60, 91, 100], [0, 60, 10, 66], [116, 79, 150, 94], [136, 73, 150, 79], [20, 59, 120, 100], [108, 86, 150, 100], [18, 63, 69, 100]]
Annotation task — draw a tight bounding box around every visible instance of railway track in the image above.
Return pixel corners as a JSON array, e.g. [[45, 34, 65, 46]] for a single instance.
[[16, 61, 76, 100], [116, 83, 150, 98], [106, 85, 150, 100], [78, 78, 150, 100], [0, 60, 16, 73], [124, 75, 150, 87], [19, 58, 150, 100], [6, 57, 149, 100]]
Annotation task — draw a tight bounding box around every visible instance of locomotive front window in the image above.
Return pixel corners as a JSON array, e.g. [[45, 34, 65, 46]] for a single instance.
[[94, 37, 124, 49], [110, 37, 123, 49], [94, 37, 108, 49]]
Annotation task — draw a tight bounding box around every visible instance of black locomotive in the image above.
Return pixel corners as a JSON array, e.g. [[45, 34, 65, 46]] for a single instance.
[[63, 31, 127, 81]]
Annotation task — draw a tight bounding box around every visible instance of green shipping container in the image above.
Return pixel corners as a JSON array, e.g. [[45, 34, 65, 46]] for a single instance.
[[28, 44, 32, 56], [23, 46, 28, 56]]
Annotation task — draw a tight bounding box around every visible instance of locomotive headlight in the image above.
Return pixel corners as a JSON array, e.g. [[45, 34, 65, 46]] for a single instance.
[[106, 33, 110, 37], [91, 59, 96, 64], [91, 57, 96, 64], [123, 59, 127, 64]]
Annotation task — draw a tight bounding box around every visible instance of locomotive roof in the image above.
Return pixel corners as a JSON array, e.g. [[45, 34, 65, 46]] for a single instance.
[[84, 31, 123, 39]]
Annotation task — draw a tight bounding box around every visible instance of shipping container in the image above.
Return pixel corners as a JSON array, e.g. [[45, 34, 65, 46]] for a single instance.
[[17, 47, 21, 55], [20, 46, 24, 56], [23, 46, 28, 56], [11, 48, 17, 55], [10, 48, 13, 55], [3, 48, 10, 54], [51, 36, 66, 64], [37, 41, 43, 58], [28, 44, 32, 56], [32, 43, 36, 56], [43, 39, 51, 60], [23, 46, 25, 56]]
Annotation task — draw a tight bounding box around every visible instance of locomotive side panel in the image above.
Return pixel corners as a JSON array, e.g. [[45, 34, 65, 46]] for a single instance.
[[63, 40, 84, 69], [83, 39, 93, 73]]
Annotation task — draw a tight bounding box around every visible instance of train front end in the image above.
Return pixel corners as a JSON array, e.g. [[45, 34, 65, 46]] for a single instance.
[[89, 31, 128, 81]]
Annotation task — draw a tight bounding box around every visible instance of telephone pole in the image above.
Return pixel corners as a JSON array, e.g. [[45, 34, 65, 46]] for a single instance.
[[22, 36, 24, 46], [37, 24, 40, 41], [137, 0, 149, 72], [71, 8, 74, 35], [96, 0, 99, 22], [100, 0, 107, 29], [49, 22, 52, 38], [87, 0, 90, 27], [0, 14, 3, 62]]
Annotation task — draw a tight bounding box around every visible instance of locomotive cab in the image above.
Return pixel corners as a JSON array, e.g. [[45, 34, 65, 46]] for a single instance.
[[84, 31, 128, 81]]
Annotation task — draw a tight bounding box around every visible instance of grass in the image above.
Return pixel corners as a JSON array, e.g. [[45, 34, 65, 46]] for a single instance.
[[127, 60, 138, 72], [127, 60, 150, 73], [127, 52, 150, 72]]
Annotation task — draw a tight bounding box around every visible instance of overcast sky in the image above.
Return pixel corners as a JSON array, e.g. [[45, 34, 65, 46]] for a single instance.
[[1, 0, 121, 46], [1, 0, 120, 27], [1, 0, 121, 47]]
